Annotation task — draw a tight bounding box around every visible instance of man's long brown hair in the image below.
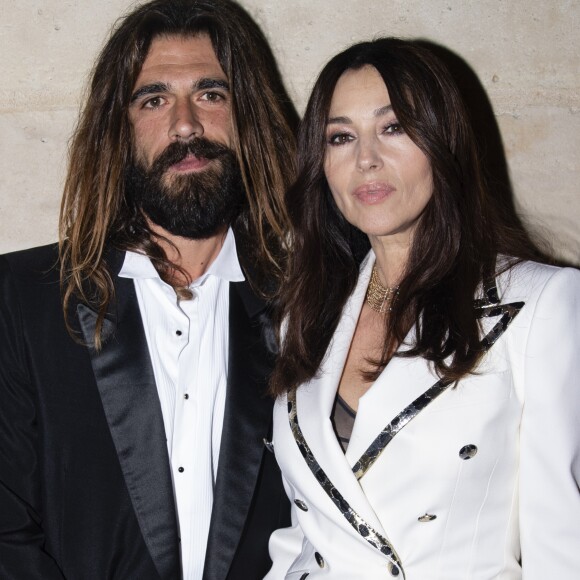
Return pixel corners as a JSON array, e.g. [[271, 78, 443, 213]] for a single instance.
[[59, 0, 296, 347], [270, 38, 545, 396]]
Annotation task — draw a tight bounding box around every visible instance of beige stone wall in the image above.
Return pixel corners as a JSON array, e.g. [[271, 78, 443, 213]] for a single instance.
[[1, 0, 578, 264]]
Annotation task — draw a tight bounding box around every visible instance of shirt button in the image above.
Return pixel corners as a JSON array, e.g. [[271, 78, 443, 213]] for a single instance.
[[184, 393, 189, 400], [178, 467, 184, 473], [175, 330, 182, 336], [418, 513, 437, 522], [315, 552, 325, 568]]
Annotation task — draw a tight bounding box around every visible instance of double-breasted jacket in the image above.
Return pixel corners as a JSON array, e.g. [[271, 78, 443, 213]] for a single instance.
[[266, 255, 580, 580]]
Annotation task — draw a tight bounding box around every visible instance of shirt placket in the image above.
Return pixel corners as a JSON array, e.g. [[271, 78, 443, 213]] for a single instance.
[[173, 290, 207, 579]]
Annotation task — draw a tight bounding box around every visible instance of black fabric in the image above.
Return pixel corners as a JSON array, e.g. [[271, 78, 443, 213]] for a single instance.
[[77, 293, 180, 579], [0, 243, 289, 580], [203, 283, 282, 580], [331, 394, 357, 453]]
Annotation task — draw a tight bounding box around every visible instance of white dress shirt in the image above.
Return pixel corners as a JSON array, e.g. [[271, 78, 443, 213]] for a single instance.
[[118, 228, 245, 580]]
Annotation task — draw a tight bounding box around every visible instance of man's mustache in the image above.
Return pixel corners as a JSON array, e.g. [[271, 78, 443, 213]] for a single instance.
[[149, 138, 234, 175]]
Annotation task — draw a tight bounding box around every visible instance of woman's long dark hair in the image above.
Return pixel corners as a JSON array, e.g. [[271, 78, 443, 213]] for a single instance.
[[271, 38, 543, 396], [60, 0, 296, 348]]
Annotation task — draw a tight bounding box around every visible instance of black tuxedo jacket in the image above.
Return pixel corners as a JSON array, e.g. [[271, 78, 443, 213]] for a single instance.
[[0, 244, 289, 579]]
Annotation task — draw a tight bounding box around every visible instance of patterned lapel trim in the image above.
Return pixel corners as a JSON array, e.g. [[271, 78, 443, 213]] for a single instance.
[[287, 279, 525, 576], [351, 378, 451, 480], [474, 275, 525, 349], [351, 281, 525, 481], [474, 277, 501, 308], [287, 389, 405, 578]]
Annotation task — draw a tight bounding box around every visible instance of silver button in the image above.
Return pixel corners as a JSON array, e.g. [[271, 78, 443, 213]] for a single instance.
[[315, 552, 325, 568], [263, 438, 274, 454], [388, 562, 400, 576], [459, 444, 478, 460], [418, 513, 437, 522], [294, 499, 308, 511]]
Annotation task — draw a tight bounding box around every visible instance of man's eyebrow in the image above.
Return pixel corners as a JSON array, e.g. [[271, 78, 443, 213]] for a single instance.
[[327, 104, 394, 125], [195, 78, 230, 91], [130, 82, 170, 102]]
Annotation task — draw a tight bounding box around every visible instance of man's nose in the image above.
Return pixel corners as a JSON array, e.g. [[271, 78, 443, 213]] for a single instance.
[[169, 98, 204, 141]]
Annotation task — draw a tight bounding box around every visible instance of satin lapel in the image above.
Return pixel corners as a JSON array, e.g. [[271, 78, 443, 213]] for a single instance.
[[202, 281, 275, 580], [77, 274, 180, 580], [295, 254, 387, 534]]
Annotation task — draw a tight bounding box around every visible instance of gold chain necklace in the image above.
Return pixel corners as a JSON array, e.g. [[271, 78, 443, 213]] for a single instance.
[[365, 264, 399, 314]]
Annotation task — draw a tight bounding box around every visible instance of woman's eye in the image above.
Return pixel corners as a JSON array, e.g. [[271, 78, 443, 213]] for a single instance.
[[384, 122, 404, 135], [328, 133, 353, 146]]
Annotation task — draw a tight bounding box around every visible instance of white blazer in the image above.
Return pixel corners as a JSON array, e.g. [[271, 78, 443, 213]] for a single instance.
[[266, 255, 580, 580]]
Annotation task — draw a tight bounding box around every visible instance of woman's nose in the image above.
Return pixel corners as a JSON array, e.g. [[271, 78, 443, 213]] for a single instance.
[[357, 136, 383, 172]]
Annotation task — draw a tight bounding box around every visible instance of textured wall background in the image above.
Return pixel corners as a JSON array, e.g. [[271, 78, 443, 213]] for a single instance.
[[1, 0, 578, 263]]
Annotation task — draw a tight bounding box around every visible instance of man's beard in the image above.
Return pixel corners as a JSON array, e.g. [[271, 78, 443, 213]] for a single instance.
[[125, 138, 244, 239]]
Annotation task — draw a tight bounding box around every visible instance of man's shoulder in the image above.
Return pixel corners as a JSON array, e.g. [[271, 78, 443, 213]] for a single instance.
[[0, 243, 60, 284], [230, 278, 272, 318]]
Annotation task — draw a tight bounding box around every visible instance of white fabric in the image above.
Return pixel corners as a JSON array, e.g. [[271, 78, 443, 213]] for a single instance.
[[119, 228, 244, 580], [267, 255, 580, 580]]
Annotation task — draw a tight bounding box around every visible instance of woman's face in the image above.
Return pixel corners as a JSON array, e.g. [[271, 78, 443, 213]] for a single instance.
[[324, 65, 433, 249]]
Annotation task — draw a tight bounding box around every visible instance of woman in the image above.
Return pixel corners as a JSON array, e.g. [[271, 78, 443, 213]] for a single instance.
[[266, 39, 580, 579]]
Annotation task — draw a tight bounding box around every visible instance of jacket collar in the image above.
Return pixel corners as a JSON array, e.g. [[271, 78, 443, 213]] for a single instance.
[[202, 280, 276, 580], [77, 271, 181, 580], [292, 252, 526, 543]]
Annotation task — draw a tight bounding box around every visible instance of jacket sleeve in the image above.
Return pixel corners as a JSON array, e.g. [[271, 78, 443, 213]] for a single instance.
[[0, 257, 66, 579], [264, 478, 306, 580], [518, 266, 580, 579]]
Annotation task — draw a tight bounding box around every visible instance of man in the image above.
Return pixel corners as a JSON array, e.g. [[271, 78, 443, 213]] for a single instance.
[[0, 1, 296, 578]]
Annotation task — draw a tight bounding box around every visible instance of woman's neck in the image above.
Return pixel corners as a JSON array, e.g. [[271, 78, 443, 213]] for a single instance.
[[368, 234, 410, 287]]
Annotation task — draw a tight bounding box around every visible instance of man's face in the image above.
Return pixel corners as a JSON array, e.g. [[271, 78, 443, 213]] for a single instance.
[[129, 33, 232, 171], [126, 34, 243, 239]]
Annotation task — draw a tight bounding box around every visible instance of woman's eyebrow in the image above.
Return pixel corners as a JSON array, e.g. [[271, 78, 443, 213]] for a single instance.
[[327, 104, 394, 125]]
